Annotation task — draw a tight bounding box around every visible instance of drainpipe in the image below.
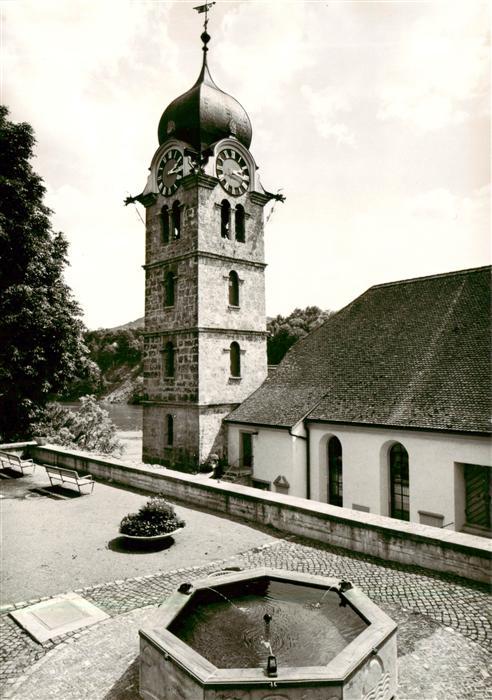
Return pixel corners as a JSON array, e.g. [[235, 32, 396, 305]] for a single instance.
[[288, 424, 310, 500], [305, 421, 310, 500]]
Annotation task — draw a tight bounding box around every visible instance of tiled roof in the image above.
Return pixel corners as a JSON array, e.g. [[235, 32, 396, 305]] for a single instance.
[[227, 266, 491, 434]]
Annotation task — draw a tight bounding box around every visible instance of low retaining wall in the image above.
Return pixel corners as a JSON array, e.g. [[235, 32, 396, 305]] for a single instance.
[[29, 444, 491, 584]]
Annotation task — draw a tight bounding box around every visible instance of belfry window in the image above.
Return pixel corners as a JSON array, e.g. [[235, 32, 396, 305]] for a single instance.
[[235, 204, 245, 242], [171, 201, 181, 239], [328, 437, 343, 507], [164, 341, 175, 378], [166, 414, 174, 446], [230, 341, 241, 377], [228, 271, 239, 307], [221, 200, 231, 238], [389, 443, 409, 521], [160, 206, 170, 244], [164, 271, 175, 307]]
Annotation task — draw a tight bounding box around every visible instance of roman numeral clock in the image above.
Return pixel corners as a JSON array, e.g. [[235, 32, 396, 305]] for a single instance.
[[216, 147, 250, 196], [125, 9, 284, 470], [156, 148, 184, 196]]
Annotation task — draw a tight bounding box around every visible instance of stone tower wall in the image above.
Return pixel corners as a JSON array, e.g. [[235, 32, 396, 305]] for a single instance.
[[142, 144, 269, 469], [198, 332, 267, 405]]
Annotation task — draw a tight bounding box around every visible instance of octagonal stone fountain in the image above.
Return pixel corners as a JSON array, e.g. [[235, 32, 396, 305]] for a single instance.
[[139, 568, 397, 700]]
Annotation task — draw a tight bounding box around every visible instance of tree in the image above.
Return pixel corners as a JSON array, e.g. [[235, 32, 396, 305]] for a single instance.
[[0, 106, 89, 441], [267, 306, 334, 364]]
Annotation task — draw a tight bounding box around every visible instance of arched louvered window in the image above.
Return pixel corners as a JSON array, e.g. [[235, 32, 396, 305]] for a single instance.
[[167, 414, 174, 446], [221, 200, 231, 238], [164, 341, 175, 378], [228, 271, 239, 306], [389, 443, 409, 521], [172, 201, 181, 239], [235, 204, 245, 242], [328, 437, 343, 507], [230, 341, 241, 377], [160, 205, 170, 244], [164, 271, 175, 307]]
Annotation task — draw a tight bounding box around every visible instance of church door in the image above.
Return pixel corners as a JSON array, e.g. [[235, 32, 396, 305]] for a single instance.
[[241, 432, 253, 468], [464, 464, 491, 530]]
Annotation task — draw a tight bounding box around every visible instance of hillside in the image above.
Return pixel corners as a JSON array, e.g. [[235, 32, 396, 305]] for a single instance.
[[63, 308, 333, 404]]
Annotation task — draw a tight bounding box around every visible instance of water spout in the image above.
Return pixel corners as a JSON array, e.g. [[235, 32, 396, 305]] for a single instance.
[[203, 586, 248, 614]]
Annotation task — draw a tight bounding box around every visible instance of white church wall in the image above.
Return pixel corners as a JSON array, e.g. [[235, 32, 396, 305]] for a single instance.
[[309, 422, 491, 531], [227, 423, 307, 496]]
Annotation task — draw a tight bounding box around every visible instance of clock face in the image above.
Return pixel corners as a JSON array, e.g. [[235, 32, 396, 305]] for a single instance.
[[156, 148, 184, 196], [216, 148, 250, 196]]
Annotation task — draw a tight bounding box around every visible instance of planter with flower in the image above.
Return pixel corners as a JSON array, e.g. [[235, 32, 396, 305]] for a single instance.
[[119, 494, 185, 541]]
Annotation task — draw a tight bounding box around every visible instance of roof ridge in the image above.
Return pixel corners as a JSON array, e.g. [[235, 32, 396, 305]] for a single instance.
[[368, 265, 491, 291]]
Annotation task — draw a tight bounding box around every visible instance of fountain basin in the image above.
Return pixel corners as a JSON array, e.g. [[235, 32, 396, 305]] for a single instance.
[[139, 568, 397, 699]]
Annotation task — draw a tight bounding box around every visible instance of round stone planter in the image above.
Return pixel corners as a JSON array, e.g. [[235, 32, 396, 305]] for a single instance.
[[121, 527, 183, 542]]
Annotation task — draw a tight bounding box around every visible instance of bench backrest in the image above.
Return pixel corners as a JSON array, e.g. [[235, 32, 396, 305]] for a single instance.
[[0, 451, 21, 463], [45, 466, 79, 479]]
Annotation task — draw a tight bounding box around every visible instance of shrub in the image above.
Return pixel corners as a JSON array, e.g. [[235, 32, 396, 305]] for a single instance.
[[34, 396, 122, 455], [119, 494, 185, 537]]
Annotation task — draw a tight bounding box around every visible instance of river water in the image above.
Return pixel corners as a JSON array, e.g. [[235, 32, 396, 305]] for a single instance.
[[60, 401, 143, 462]]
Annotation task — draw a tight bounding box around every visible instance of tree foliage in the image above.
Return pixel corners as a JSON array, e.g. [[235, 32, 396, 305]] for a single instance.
[[0, 106, 89, 440], [85, 328, 143, 374], [34, 396, 122, 455], [267, 306, 334, 365], [60, 327, 144, 400]]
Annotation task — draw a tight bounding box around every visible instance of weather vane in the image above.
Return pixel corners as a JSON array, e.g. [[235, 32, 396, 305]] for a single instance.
[[193, 2, 215, 50]]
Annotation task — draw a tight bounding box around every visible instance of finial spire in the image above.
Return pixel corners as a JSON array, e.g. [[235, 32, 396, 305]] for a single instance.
[[193, 2, 215, 53]]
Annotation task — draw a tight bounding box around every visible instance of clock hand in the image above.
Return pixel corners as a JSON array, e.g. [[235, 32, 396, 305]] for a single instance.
[[230, 169, 248, 180], [167, 164, 183, 176]]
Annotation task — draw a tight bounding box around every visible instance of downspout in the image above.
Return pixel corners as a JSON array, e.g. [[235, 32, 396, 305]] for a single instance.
[[305, 421, 310, 500], [288, 425, 309, 500]]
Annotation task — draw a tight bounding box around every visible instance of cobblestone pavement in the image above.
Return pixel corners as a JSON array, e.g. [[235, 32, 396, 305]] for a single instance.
[[1, 535, 491, 699]]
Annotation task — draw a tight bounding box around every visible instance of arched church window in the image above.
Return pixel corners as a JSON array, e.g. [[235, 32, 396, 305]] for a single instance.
[[164, 271, 175, 307], [166, 414, 174, 446], [328, 436, 343, 507], [164, 341, 175, 378], [160, 205, 170, 244], [389, 443, 409, 521], [221, 200, 231, 238], [230, 341, 241, 377], [235, 204, 245, 242], [228, 271, 239, 307], [172, 201, 181, 239]]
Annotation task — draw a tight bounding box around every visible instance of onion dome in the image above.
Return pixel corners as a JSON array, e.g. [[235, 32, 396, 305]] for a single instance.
[[158, 31, 252, 152]]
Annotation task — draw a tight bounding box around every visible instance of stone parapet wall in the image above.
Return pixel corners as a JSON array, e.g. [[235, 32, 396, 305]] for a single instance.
[[29, 445, 491, 584]]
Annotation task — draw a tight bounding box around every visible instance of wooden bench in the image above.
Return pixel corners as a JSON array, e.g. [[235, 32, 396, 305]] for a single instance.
[[0, 451, 36, 475], [45, 465, 95, 494]]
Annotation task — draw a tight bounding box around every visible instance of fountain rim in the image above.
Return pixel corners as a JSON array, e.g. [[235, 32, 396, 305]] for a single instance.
[[139, 567, 397, 687]]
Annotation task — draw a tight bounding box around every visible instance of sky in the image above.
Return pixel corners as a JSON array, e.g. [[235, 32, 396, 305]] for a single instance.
[[1, 0, 490, 329]]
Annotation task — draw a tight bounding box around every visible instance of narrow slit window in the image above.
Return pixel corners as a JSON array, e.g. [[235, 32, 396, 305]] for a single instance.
[[235, 204, 245, 242], [172, 201, 181, 239], [167, 414, 174, 446], [230, 341, 241, 377], [161, 206, 169, 244], [228, 271, 239, 306], [164, 271, 175, 307], [221, 200, 231, 238], [164, 341, 175, 377]]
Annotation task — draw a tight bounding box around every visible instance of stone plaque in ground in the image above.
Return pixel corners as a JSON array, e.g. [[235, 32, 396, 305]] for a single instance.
[[10, 592, 109, 643]]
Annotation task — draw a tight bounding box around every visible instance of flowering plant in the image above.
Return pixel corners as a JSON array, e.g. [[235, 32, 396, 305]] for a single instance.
[[119, 494, 185, 537]]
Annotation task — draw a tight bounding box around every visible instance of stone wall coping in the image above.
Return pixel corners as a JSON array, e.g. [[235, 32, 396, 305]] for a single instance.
[[31, 445, 491, 558], [0, 441, 38, 451]]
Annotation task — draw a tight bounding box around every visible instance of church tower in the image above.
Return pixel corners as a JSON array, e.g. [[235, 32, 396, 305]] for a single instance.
[[130, 13, 280, 470]]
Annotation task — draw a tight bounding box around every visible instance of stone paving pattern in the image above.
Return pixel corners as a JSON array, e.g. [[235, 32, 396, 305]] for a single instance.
[[1, 535, 491, 699]]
